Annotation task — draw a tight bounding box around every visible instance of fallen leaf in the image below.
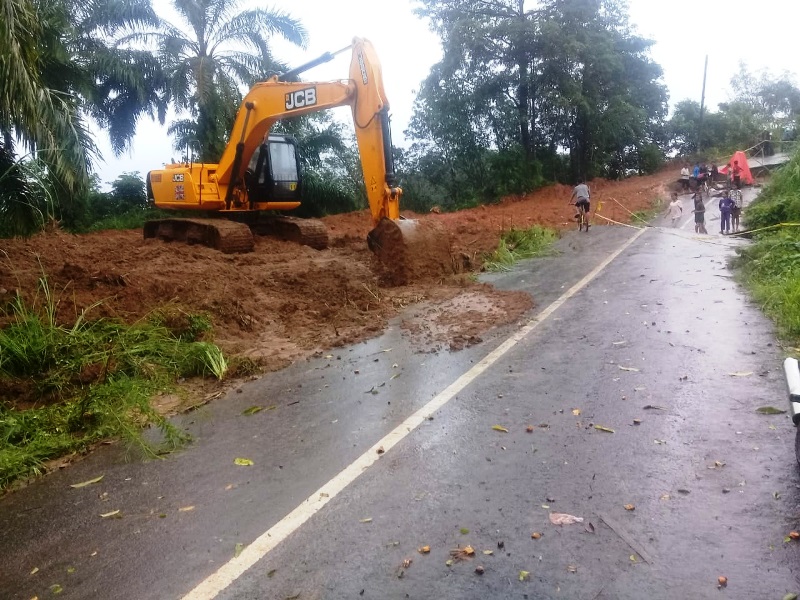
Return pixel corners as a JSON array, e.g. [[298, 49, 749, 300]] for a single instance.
[[381, 348, 393, 353], [783, 594, 799, 600], [445, 559, 454, 567], [359, 518, 373, 524], [594, 425, 615, 433], [267, 569, 277, 578], [618, 366, 640, 372], [633, 419, 642, 425], [179, 506, 195, 512], [234, 458, 254, 466], [654, 439, 667, 445], [541, 504, 549, 509], [390, 373, 401, 380], [50, 585, 63, 595], [774, 492, 782, 500], [624, 504, 635, 511], [531, 532, 542, 539], [630, 555, 637, 562], [756, 406, 787, 415], [567, 565, 578, 573], [643, 405, 668, 410], [519, 570, 530, 582], [242, 406, 263, 415], [482, 550, 493, 555], [718, 576, 728, 588], [463, 545, 475, 556], [69, 475, 104, 489], [572, 408, 581, 416], [30, 567, 39, 575], [418, 545, 430, 554], [549, 512, 584, 525], [460, 527, 470, 534], [634, 386, 646, 391], [66, 567, 75, 574], [99, 510, 120, 518], [729, 371, 753, 377], [585, 522, 595, 534], [491, 425, 509, 433], [234, 543, 244, 558], [660, 493, 670, 501], [526, 425, 534, 433], [612, 341, 626, 345]]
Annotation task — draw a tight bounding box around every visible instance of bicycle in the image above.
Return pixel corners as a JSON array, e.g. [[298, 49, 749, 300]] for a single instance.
[[572, 201, 590, 232]]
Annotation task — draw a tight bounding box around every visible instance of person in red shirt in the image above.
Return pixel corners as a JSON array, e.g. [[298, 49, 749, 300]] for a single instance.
[[732, 160, 743, 189]]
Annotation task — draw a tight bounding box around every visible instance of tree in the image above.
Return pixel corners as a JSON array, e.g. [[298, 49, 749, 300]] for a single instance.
[[1, 0, 166, 234], [137, 0, 308, 161]]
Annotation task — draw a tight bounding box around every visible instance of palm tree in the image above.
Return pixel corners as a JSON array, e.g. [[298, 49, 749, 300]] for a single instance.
[[138, 0, 308, 161], [0, 0, 167, 234]]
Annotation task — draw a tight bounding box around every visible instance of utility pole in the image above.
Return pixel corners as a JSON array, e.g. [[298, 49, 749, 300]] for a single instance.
[[698, 55, 708, 153]]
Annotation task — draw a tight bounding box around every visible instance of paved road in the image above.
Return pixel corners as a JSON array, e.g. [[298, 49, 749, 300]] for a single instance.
[[2, 198, 798, 600]]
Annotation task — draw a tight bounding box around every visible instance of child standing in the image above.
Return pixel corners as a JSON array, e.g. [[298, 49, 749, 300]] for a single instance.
[[693, 192, 706, 234], [668, 193, 683, 227]]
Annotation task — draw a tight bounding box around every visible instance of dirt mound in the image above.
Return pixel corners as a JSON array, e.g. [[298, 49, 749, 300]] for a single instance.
[[0, 169, 671, 378]]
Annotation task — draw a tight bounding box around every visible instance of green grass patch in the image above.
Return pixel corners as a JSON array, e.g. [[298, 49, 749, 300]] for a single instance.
[[734, 229, 800, 344], [630, 196, 666, 225], [734, 149, 800, 348], [483, 226, 558, 272], [0, 279, 227, 490]]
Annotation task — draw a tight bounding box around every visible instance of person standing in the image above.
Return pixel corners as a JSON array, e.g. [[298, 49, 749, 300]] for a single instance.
[[668, 192, 683, 227], [711, 163, 719, 183], [693, 191, 706, 234], [719, 191, 735, 234], [731, 189, 743, 232], [732, 160, 743, 189], [680, 165, 690, 191]]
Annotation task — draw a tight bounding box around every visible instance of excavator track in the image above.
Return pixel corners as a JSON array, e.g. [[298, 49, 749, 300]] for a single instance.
[[248, 216, 329, 250], [143, 218, 255, 253]]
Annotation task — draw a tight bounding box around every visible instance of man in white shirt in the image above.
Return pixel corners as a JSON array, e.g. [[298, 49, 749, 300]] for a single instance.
[[679, 166, 690, 191]]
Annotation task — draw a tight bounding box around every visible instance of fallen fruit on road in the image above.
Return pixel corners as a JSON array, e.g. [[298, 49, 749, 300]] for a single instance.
[[492, 425, 509, 433], [789, 531, 800, 540], [418, 545, 430, 554], [526, 425, 534, 433], [519, 570, 530, 581], [718, 576, 728, 588], [234, 458, 254, 466], [475, 565, 485, 575], [531, 532, 542, 539], [624, 504, 635, 511]]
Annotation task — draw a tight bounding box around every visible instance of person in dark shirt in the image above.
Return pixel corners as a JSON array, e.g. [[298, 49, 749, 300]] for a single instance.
[[719, 192, 735, 234], [693, 191, 706, 234]]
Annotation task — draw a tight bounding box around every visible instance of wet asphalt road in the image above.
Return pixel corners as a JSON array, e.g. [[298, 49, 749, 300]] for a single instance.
[[2, 190, 799, 600]]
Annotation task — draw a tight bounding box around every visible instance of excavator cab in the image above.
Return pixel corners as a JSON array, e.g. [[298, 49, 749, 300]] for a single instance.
[[244, 135, 302, 205]]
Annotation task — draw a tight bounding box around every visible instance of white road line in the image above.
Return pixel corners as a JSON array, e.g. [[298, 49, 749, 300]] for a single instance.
[[182, 226, 650, 600]]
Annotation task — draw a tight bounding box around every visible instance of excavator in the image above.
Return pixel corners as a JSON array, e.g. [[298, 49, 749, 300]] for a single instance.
[[144, 37, 450, 282]]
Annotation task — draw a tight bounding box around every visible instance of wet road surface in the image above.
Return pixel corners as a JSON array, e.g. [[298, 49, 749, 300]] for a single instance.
[[2, 193, 799, 599]]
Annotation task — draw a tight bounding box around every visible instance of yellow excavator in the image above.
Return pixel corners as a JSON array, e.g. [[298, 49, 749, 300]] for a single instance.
[[145, 37, 450, 282]]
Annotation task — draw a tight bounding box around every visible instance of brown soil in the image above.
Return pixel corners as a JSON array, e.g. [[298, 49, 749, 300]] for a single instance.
[[0, 169, 673, 381]]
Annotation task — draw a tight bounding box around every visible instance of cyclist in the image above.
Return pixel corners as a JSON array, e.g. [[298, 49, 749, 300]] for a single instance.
[[570, 179, 591, 229]]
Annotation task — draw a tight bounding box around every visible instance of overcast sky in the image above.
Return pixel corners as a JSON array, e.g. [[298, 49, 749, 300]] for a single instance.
[[95, 0, 799, 186]]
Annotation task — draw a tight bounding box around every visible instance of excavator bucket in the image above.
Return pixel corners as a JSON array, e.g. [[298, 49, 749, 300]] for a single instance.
[[367, 218, 453, 286]]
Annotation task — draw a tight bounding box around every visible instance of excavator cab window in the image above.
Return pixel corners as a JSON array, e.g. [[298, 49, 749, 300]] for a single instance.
[[244, 135, 301, 204]]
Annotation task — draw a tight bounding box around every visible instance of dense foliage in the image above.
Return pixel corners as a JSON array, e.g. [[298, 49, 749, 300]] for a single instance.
[[735, 151, 800, 343], [403, 0, 667, 209]]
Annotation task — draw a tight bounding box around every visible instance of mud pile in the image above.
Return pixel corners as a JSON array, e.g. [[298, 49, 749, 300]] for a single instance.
[[0, 168, 675, 372]]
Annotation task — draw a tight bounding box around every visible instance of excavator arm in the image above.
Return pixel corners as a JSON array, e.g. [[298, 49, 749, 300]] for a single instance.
[[216, 37, 401, 224]]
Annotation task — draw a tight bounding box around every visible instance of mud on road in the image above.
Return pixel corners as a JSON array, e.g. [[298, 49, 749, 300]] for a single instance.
[[0, 170, 672, 387]]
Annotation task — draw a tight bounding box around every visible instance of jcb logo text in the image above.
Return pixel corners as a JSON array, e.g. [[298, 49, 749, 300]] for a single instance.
[[285, 88, 317, 111]]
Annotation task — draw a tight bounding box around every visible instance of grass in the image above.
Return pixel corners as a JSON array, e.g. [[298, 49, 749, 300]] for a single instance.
[[630, 196, 666, 225], [0, 279, 228, 490], [483, 226, 558, 272], [734, 150, 800, 348]]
